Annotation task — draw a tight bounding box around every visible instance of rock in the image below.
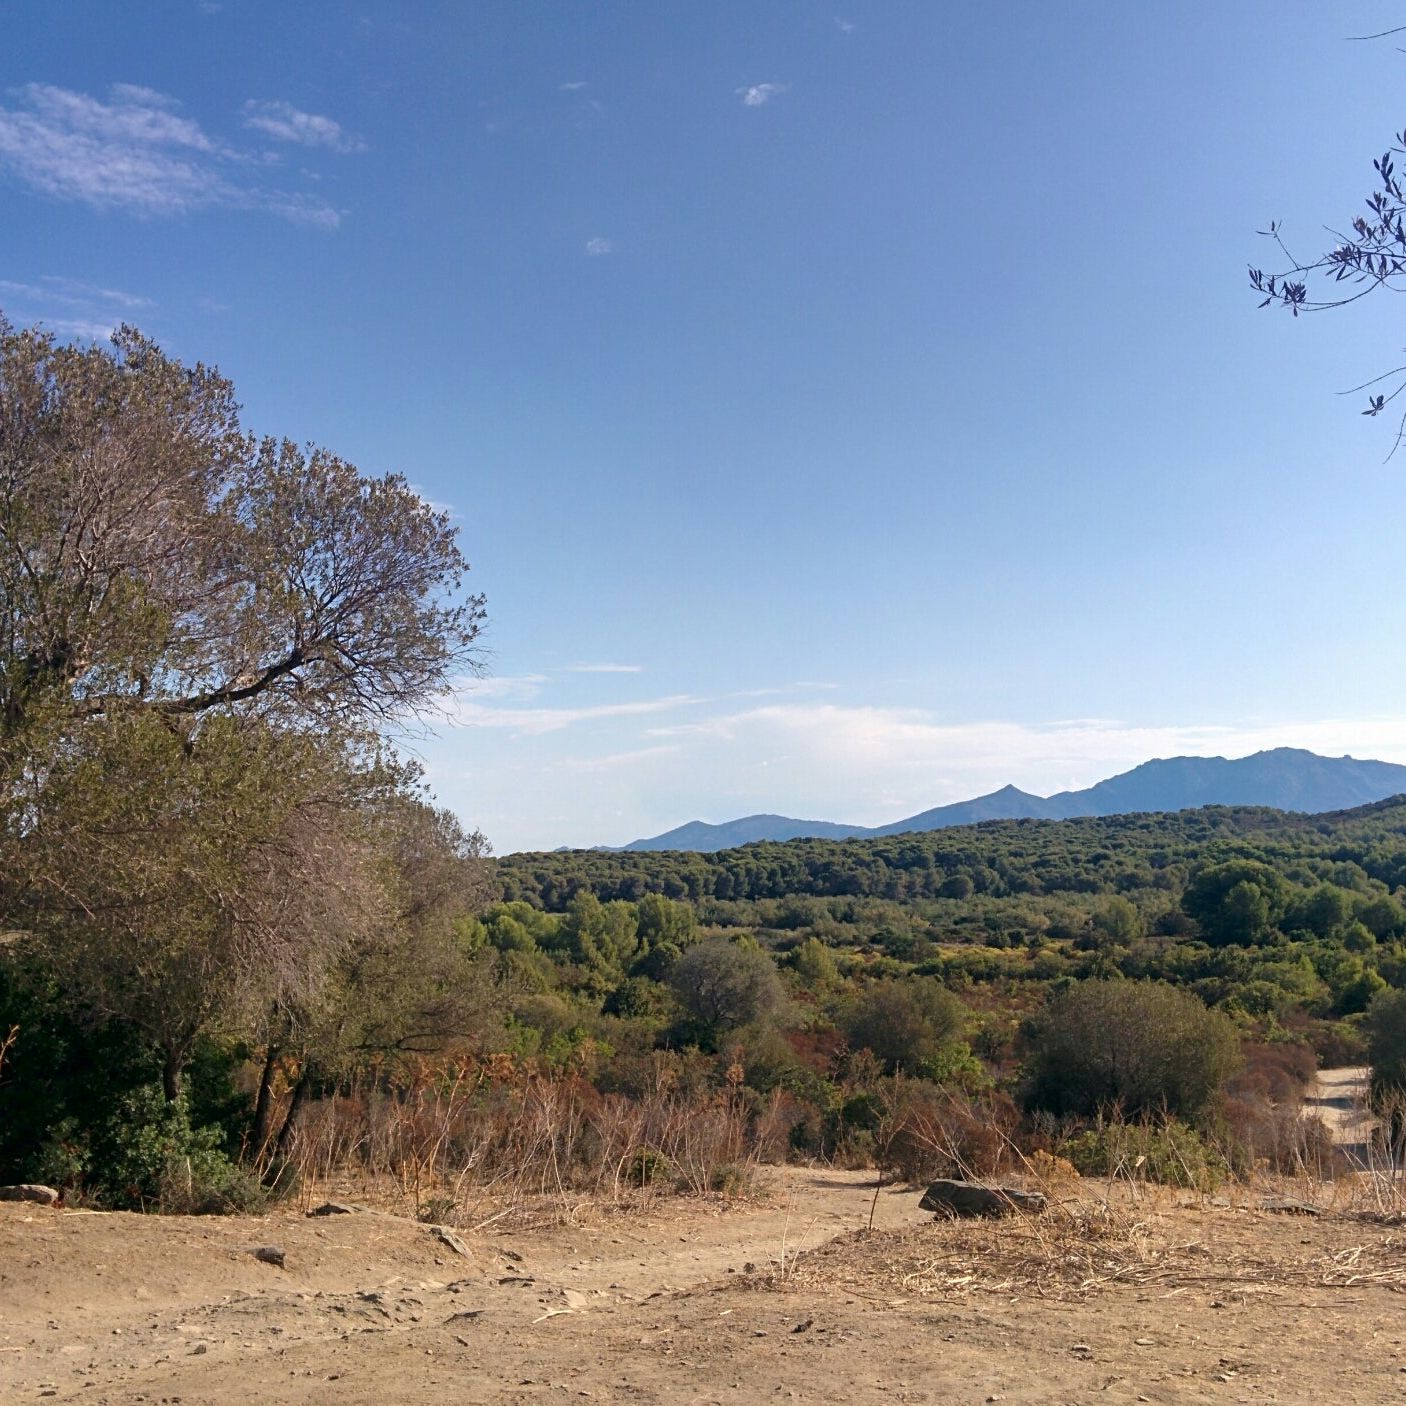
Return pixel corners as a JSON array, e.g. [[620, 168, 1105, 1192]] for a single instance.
[[431, 1225, 472, 1259], [251, 1245, 286, 1268], [1258, 1197, 1322, 1216], [918, 1180, 1048, 1218], [307, 1201, 360, 1216], [0, 1184, 61, 1205]]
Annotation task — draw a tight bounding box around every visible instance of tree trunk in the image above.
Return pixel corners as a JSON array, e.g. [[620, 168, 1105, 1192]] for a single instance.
[[250, 1045, 280, 1158], [162, 1047, 184, 1104], [270, 1061, 314, 1170]]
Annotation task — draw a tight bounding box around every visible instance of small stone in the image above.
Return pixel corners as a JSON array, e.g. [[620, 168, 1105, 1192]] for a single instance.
[[251, 1246, 286, 1268], [431, 1225, 472, 1259]]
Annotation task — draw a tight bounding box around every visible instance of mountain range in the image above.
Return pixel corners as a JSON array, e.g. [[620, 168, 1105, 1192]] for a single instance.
[[617, 748, 1406, 852]]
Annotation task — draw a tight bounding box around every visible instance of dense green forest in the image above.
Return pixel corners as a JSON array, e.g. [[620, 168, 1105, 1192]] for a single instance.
[[495, 799, 1406, 1029]]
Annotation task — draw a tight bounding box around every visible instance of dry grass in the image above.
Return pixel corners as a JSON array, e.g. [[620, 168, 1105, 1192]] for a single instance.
[[271, 1056, 765, 1226], [755, 1177, 1406, 1306]]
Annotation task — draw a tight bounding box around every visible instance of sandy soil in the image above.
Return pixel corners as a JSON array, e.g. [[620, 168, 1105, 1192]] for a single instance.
[[5, 1166, 1406, 1405]]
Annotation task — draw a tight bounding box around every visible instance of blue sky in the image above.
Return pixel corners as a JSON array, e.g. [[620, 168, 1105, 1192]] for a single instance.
[[5, 2, 1406, 850]]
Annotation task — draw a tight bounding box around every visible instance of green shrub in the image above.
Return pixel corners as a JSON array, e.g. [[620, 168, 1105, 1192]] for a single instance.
[[1022, 980, 1240, 1123], [627, 1147, 672, 1186], [78, 1087, 266, 1214], [1060, 1119, 1226, 1190]]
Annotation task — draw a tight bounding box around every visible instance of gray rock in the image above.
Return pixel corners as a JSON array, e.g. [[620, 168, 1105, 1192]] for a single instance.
[[251, 1245, 286, 1267], [0, 1184, 61, 1205], [1258, 1197, 1323, 1216], [307, 1201, 360, 1216], [918, 1179, 1048, 1218], [431, 1225, 472, 1259]]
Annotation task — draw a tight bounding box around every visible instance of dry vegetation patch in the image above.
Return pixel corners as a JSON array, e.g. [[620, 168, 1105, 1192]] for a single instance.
[[753, 1194, 1406, 1303]]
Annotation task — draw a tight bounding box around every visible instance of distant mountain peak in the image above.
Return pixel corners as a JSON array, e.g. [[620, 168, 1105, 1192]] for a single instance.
[[604, 749, 1406, 854]]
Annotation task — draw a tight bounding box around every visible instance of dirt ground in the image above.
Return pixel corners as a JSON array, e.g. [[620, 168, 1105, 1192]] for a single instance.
[[5, 1165, 1406, 1405]]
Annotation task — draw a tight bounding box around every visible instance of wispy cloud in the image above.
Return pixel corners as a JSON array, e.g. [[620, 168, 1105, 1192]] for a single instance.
[[584, 236, 614, 256], [557, 744, 682, 774], [835, 17, 856, 33], [737, 82, 788, 107], [443, 691, 698, 736], [0, 83, 342, 226], [0, 274, 155, 343], [420, 678, 1406, 850], [567, 663, 643, 674], [0, 275, 151, 311], [559, 81, 589, 92], [242, 100, 364, 153]]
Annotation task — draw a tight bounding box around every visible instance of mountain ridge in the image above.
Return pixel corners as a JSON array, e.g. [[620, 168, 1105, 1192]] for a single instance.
[[615, 748, 1406, 853]]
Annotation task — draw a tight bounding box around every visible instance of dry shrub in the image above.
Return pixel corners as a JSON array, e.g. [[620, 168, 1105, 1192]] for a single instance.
[[1220, 1097, 1342, 1176], [877, 1082, 1020, 1184], [1219, 1041, 1343, 1177], [281, 1053, 761, 1215], [1228, 1041, 1316, 1104]]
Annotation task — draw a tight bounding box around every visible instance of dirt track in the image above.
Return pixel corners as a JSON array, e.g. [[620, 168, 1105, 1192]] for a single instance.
[[1305, 1067, 1377, 1161], [5, 1167, 1406, 1404]]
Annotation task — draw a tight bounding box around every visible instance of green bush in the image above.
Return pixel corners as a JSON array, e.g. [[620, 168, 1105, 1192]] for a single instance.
[[1022, 980, 1239, 1123], [1060, 1119, 1227, 1190]]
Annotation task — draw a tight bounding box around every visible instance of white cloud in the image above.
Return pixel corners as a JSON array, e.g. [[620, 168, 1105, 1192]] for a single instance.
[[737, 83, 788, 107], [0, 83, 340, 226], [0, 274, 156, 343], [242, 100, 364, 153], [20, 316, 121, 342], [556, 744, 682, 774], [559, 81, 589, 92], [585, 236, 614, 256], [442, 690, 698, 736], [0, 276, 151, 312], [567, 662, 643, 674], [835, 17, 856, 33]]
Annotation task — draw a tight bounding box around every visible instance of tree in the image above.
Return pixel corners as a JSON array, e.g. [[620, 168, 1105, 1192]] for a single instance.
[[1022, 980, 1240, 1122], [839, 977, 965, 1075], [250, 794, 500, 1165], [1366, 985, 1406, 1109], [1250, 112, 1406, 452], [667, 937, 788, 1045], [1181, 860, 1289, 946], [0, 319, 484, 744], [0, 317, 488, 1102], [1088, 896, 1143, 948]]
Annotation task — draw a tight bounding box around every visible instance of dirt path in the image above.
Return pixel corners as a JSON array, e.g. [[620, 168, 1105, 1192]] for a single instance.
[[1305, 1066, 1377, 1162], [5, 1167, 1406, 1404]]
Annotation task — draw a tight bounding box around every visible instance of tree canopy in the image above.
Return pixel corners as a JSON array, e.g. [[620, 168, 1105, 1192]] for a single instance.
[[0, 316, 492, 1113]]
